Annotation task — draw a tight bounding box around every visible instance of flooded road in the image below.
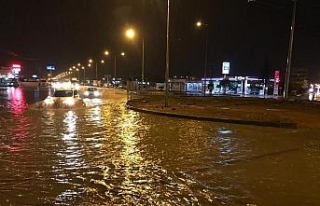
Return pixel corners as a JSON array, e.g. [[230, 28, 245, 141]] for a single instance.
[[0, 85, 320, 205]]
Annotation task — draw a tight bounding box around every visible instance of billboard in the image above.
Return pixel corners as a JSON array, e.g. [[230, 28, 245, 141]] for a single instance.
[[46, 65, 55, 71], [222, 62, 230, 75]]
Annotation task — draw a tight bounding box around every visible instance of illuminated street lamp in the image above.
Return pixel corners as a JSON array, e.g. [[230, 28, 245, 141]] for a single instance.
[[77, 63, 81, 81], [125, 28, 135, 39], [88, 58, 104, 81], [104, 50, 125, 84], [196, 20, 209, 96], [69, 68, 72, 80], [125, 28, 145, 82], [114, 52, 125, 82], [76, 68, 80, 80], [72, 66, 77, 78], [81, 66, 86, 85]]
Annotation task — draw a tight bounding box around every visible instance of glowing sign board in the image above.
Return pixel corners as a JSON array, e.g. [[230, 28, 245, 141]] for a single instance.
[[46, 65, 55, 71], [12, 64, 21, 74], [222, 62, 230, 75]]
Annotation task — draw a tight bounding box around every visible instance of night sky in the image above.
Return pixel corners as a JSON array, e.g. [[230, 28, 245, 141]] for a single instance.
[[1, 0, 320, 82]]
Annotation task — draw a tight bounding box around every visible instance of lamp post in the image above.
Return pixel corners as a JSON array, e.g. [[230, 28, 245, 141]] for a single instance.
[[68, 68, 72, 80], [164, 0, 170, 107], [77, 63, 82, 83], [72, 66, 76, 78], [76, 68, 80, 80], [196, 21, 209, 96], [283, 0, 297, 99], [114, 52, 125, 86], [89, 59, 104, 82], [81, 66, 86, 85], [104, 50, 125, 86], [248, 0, 297, 99], [125, 28, 145, 82]]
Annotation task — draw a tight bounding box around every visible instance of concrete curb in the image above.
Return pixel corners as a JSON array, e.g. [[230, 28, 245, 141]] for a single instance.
[[126, 104, 297, 129]]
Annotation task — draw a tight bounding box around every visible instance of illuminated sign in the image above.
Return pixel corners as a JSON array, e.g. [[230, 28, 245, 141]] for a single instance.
[[12, 64, 21, 75], [12, 64, 21, 68], [274, 70, 280, 83], [222, 62, 230, 75], [46, 65, 55, 71], [273, 70, 280, 96]]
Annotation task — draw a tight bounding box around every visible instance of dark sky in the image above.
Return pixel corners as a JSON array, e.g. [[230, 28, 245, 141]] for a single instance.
[[1, 0, 320, 82]]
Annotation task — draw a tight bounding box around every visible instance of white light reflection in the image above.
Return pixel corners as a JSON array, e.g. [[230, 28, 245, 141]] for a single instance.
[[54, 110, 85, 201], [86, 107, 102, 123], [63, 111, 77, 136], [215, 127, 245, 165]]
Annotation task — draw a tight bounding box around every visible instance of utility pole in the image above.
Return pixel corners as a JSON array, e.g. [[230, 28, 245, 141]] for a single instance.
[[283, 0, 297, 99], [164, 0, 170, 107]]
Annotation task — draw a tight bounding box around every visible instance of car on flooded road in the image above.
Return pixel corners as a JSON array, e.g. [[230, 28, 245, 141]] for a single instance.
[[83, 87, 101, 98], [41, 89, 85, 109]]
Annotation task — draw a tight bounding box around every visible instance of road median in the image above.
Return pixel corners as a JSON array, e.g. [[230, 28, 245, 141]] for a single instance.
[[126, 95, 320, 129]]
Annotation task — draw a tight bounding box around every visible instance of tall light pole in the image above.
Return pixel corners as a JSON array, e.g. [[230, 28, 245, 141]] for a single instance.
[[142, 38, 145, 82], [96, 62, 98, 80], [283, 0, 297, 99], [125, 28, 145, 82], [114, 56, 117, 82], [248, 0, 297, 99], [196, 21, 209, 96], [81, 66, 85, 85], [89, 59, 104, 82], [105, 51, 125, 86], [76, 68, 80, 80], [77, 63, 81, 82], [69, 68, 72, 80], [164, 0, 170, 107], [72, 66, 76, 78]]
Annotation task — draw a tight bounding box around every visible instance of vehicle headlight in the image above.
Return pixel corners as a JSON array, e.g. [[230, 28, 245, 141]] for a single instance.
[[94, 91, 100, 97], [63, 98, 75, 106], [74, 84, 80, 90], [44, 97, 54, 105], [84, 91, 89, 96]]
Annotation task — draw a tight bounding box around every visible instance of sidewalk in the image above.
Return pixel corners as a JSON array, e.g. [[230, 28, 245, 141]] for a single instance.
[[126, 95, 320, 129]]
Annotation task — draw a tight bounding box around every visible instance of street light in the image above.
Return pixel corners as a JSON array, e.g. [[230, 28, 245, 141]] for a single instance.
[[125, 28, 145, 82], [77, 63, 81, 81], [104, 50, 125, 86], [68, 68, 72, 80], [283, 0, 297, 99], [72, 66, 77, 78], [125, 28, 135, 39], [164, 0, 170, 107], [249, 0, 297, 99], [76, 68, 80, 80], [81, 66, 86, 85], [196, 20, 209, 96], [114, 52, 125, 83], [88, 58, 104, 81]]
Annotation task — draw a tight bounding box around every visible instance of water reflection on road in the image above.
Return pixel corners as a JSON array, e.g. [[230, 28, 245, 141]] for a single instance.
[[0, 86, 320, 205]]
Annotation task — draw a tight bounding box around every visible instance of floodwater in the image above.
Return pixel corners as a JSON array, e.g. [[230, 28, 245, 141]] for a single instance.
[[0, 85, 320, 206]]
